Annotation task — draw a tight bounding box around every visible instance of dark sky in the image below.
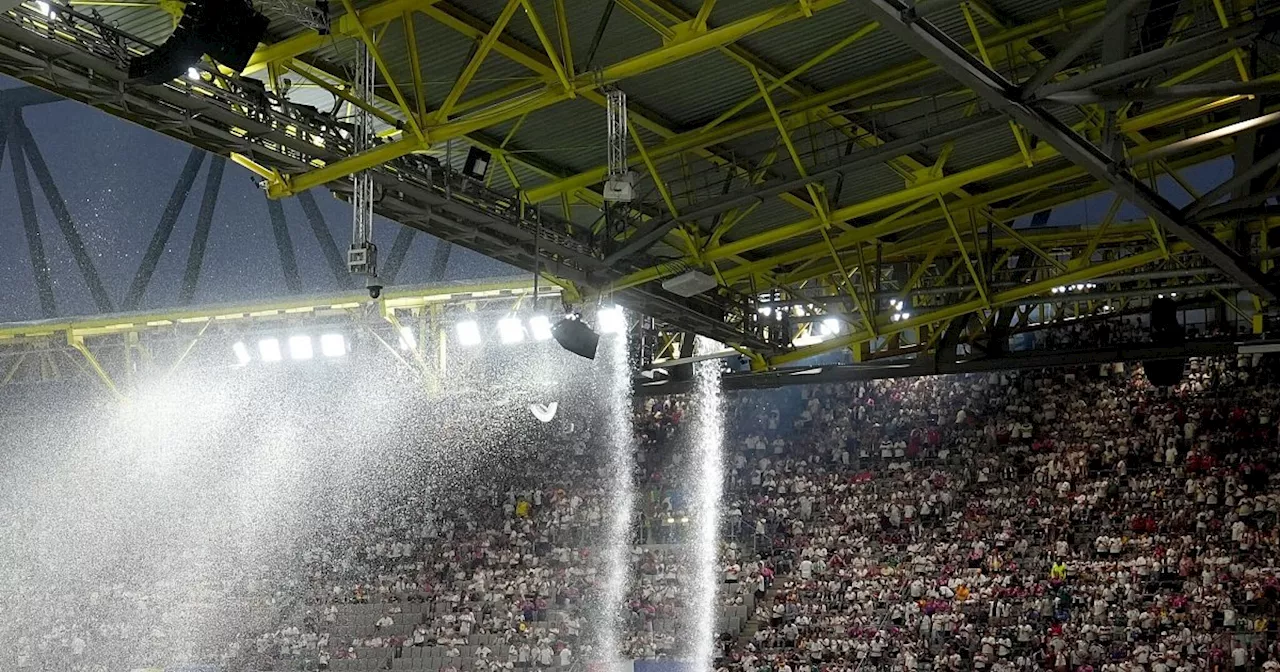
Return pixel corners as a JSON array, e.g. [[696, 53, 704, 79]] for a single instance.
[[0, 76, 1235, 323], [0, 76, 519, 322]]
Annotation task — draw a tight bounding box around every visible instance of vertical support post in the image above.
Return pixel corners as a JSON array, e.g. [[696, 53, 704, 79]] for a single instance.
[[179, 156, 226, 304], [265, 195, 304, 293], [125, 147, 204, 309], [16, 116, 114, 312], [7, 113, 55, 318]]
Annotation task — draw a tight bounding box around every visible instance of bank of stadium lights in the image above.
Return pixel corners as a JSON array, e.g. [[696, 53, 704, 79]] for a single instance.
[[820, 317, 841, 336], [529, 315, 553, 342], [888, 299, 911, 323], [233, 333, 347, 365], [597, 305, 626, 334], [1051, 283, 1098, 295]]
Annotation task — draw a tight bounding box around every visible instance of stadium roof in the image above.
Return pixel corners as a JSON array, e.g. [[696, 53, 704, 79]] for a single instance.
[[0, 0, 1277, 368]]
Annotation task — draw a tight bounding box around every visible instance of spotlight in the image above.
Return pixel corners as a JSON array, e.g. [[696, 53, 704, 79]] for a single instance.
[[258, 338, 282, 363], [398, 327, 415, 351], [498, 317, 525, 344], [232, 341, 251, 366], [186, 66, 201, 81], [462, 147, 492, 181], [128, 0, 270, 84], [552, 316, 599, 360], [34, 0, 54, 18], [528, 315, 553, 342], [288, 335, 313, 360], [456, 320, 482, 347], [598, 305, 625, 334], [821, 317, 841, 336], [320, 333, 347, 357]]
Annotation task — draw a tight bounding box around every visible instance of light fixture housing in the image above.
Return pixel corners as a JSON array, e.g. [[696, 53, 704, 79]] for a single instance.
[[258, 338, 282, 362], [456, 320, 482, 347], [320, 333, 347, 357], [597, 305, 625, 334], [498, 317, 525, 344], [528, 315, 553, 341], [288, 335, 314, 360]]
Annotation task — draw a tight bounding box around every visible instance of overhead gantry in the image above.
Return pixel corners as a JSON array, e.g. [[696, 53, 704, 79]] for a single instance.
[[0, 0, 1275, 370]]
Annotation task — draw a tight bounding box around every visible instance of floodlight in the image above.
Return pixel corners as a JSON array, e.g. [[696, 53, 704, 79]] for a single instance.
[[456, 320, 482, 347], [288, 335, 313, 360], [258, 338, 282, 362], [320, 333, 346, 357], [529, 315, 553, 341], [399, 326, 414, 351], [128, 0, 269, 84], [598, 305, 625, 334], [821, 318, 841, 336], [35, 1, 53, 18], [498, 317, 525, 344], [552, 317, 599, 360], [232, 341, 251, 366]]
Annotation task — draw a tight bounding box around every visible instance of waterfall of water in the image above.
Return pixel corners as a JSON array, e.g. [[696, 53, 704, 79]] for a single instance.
[[690, 337, 725, 672]]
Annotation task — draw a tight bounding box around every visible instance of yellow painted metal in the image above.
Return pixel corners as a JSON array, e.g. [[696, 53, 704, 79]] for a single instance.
[[436, 0, 522, 121], [244, 0, 433, 75], [229, 153, 280, 182], [271, 0, 850, 196], [628, 125, 681, 218], [937, 197, 989, 306], [693, 0, 717, 30], [403, 12, 427, 124], [526, 1, 1108, 202], [702, 24, 877, 134], [520, 0, 574, 95], [68, 334, 125, 402], [553, 0, 573, 82], [285, 59, 403, 129], [768, 244, 1187, 367], [338, 0, 425, 141]]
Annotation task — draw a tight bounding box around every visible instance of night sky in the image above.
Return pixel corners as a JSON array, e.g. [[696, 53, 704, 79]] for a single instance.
[[0, 76, 519, 322], [0, 76, 1236, 323]]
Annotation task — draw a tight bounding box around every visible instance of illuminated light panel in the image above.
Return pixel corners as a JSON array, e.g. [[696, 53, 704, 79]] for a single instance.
[[233, 342, 251, 366], [498, 317, 525, 344], [821, 317, 841, 336], [399, 326, 415, 351], [598, 306, 625, 334], [320, 333, 346, 358], [529, 315, 553, 341], [288, 335, 314, 360], [258, 338, 282, 362], [456, 320, 482, 347]]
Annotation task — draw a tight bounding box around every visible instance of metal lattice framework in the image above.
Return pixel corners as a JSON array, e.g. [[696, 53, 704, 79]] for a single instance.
[[1, 0, 1279, 372]]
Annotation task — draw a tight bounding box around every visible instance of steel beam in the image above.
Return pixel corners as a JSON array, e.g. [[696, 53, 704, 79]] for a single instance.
[[863, 0, 1276, 299], [179, 156, 225, 305], [297, 191, 356, 289], [1045, 80, 1280, 104], [125, 147, 205, 310], [1018, 0, 1144, 96], [265, 195, 304, 293], [7, 113, 55, 318], [1034, 19, 1274, 99], [381, 225, 416, 285], [15, 118, 115, 312]]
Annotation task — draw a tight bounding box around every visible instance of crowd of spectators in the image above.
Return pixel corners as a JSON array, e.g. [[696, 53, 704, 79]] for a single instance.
[[7, 350, 1280, 672]]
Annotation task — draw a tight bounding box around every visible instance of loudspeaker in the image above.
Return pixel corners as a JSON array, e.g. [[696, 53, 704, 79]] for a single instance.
[[552, 318, 599, 360], [1142, 297, 1187, 387], [129, 0, 269, 84]]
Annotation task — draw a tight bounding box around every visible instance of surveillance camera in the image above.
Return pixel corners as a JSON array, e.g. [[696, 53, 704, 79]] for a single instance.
[[368, 285, 382, 299]]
